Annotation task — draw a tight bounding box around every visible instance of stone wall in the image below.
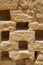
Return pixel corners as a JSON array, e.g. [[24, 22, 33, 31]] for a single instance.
[[0, 0, 43, 65]]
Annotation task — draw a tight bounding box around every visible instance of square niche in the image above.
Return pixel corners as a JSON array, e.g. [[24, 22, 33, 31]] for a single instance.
[[0, 10, 10, 21], [35, 30, 43, 41], [1, 51, 11, 60], [19, 41, 28, 50], [1, 31, 9, 41], [16, 22, 28, 30]]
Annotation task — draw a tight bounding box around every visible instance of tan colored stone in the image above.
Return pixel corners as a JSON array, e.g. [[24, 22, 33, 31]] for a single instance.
[[9, 51, 34, 60], [0, 0, 18, 10], [37, 54, 43, 61], [28, 41, 43, 51], [0, 21, 16, 32], [35, 61, 43, 65], [0, 0, 43, 65], [10, 30, 34, 50], [29, 22, 43, 30]]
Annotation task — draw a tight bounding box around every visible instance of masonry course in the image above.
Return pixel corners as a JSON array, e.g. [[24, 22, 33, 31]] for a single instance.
[[0, 0, 43, 65]]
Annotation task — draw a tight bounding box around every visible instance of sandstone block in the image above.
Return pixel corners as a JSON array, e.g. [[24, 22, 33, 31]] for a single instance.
[[28, 41, 43, 52], [29, 22, 43, 30], [9, 51, 34, 60], [0, 0, 18, 10], [10, 10, 34, 22]]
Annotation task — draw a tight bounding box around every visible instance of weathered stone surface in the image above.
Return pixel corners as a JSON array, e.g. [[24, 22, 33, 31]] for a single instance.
[[35, 61, 43, 65], [37, 54, 43, 61], [0, 0, 18, 10], [0, 21, 16, 31], [29, 22, 43, 30], [10, 31, 34, 50], [10, 10, 30, 22], [9, 51, 34, 60], [0, 0, 43, 65], [28, 41, 43, 51]]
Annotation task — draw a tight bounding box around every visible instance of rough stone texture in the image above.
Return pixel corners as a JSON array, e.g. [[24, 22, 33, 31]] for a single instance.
[[0, 0, 18, 10], [0, 0, 43, 65], [9, 51, 34, 60], [10, 30, 34, 50]]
